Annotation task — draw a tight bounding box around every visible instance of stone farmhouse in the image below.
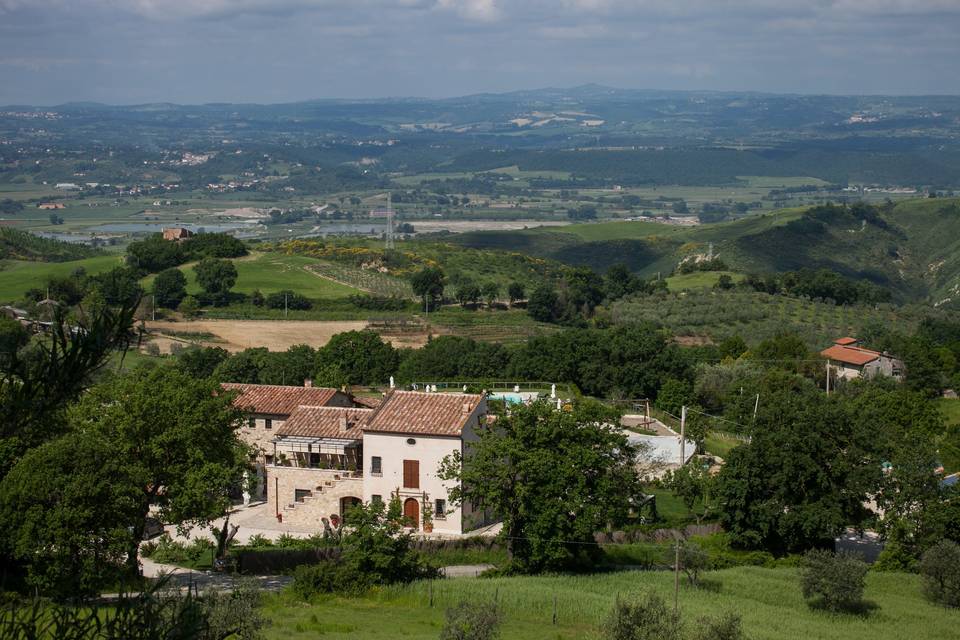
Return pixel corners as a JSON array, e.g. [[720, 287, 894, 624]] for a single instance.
[[820, 337, 904, 381], [223, 382, 489, 535]]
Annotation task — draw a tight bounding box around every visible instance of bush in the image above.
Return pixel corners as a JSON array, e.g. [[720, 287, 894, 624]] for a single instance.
[[246, 534, 272, 549], [919, 539, 960, 608], [266, 290, 312, 310], [678, 542, 710, 586], [799, 549, 868, 612], [602, 592, 682, 640], [439, 601, 501, 640], [291, 562, 371, 599], [690, 613, 745, 640]]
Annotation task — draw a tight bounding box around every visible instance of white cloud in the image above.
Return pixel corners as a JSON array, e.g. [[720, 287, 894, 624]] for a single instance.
[[435, 0, 501, 22]]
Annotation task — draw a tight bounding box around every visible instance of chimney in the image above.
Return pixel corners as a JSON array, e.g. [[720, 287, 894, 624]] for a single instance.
[[462, 402, 471, 414], [339, 416, 349, 432], [304, 379, 313, 388]]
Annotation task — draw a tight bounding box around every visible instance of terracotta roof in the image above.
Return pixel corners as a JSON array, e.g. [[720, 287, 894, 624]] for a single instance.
[[276, 406, 372, 440], [221, 383, 342, 416], [821, 345, 881, 367], [834, 337, 859, 346], [352, 395, 383, 409], [363, 390, 484, 436]]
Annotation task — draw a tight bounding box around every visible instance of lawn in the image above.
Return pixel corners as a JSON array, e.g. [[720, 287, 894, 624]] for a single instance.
[[259, 567, 958, 640], [0, 255, 123, 302], [937, 398, 960, 427]]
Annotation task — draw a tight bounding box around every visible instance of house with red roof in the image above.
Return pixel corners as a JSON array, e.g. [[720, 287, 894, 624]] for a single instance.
[[223, 383, 489, 535], [820, 337, 904, 382]]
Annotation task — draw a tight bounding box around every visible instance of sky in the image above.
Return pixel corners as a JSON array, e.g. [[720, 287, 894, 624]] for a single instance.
[[1, 0, 959, 105]]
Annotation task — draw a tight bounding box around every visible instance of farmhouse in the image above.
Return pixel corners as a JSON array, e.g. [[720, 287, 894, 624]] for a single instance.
[[821, 337, 904, 381], [162, 227, 193, 241], [224, 383, 489, 535], [37, 202, 65, 210]]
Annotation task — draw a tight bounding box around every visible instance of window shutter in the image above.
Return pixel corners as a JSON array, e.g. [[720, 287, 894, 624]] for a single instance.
[[403, 460, 419, 489]]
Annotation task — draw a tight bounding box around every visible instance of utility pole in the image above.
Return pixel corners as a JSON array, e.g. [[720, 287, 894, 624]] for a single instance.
[[673, 539, 681, 612], [679, 405, 687, 467], [284, 293, 288, 318], [825, 362, 831, 395], [151, 295, 155, 322], [753, 393, 760, 420]]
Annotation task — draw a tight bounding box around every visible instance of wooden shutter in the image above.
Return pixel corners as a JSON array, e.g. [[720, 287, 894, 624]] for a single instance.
[[403, 460, 419, 489]]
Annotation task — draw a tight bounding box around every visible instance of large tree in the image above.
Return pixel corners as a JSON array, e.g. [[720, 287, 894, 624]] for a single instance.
[[410, 266, 445, 312], [68, 367, 251, 575], [193, 257, 238, 305], [315, 330, 398, 386], [153, 267, 188, 308], [440, 400, 641, 572]]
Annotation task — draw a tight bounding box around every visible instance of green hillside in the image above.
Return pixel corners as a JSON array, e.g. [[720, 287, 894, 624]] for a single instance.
[[450, 198, 960, 308], [0, 227, 103, 262]]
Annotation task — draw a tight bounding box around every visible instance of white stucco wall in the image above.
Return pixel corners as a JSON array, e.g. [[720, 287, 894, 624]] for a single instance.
[[362, 432, 465, 534]]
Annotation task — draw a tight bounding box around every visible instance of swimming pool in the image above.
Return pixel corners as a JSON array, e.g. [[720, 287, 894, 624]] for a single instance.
[[488, 392, 525, 405]]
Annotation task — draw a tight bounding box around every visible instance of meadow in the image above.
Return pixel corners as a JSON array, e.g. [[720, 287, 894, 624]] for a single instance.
[[0, 254, 122, 302], [258, 567, 958, 640]]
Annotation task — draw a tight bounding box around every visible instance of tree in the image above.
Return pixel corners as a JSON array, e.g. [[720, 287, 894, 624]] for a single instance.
[[153, 267, 188, 308], [715, 274, 734, 290], [440, 400, 641, 572], [455, 279, 482, 309], [315, 330, 399, 386], [920, 540, 960, 608], [527, 284, 558, 322], [179, 295, 201, 318], [265, 290, 312, 311], [662, 463, 715, 524], [799, 550, 868, 612], [672, 200, 689, 214], [507, 282, 525, 306], [655, 378, 693, 416], [177, 346, 230, 379], [714, 385, 877, 553], [258, 344, 316, 386], [91, 266, 144, 307], [0, 431, 141, 597], [481, 282, 500, 308], [193, 258, 237, 305], [677, 542, 710, 586], [410, 266, 445, 312], [213, 347, 269, 383], [68, 367, 251, 576], [48, 213, 64, 225]]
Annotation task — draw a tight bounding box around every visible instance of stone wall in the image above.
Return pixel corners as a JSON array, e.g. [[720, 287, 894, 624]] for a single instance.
[[268, 465, 363, 530]]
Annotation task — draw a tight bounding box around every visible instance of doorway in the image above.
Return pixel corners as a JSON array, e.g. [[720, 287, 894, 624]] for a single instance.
[[403, 498, 420, 529]]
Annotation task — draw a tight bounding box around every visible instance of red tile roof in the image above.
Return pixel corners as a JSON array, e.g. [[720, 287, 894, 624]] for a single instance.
[[221, 383, 342, 416], [276, 406, 372, 440], [353, 395, 384, 409], [363, 390, 484, 437], [821, 345, 881, 367], [834, 337, 859, 346]]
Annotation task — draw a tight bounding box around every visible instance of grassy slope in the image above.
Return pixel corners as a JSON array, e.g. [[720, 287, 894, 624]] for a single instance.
[[666, 271, 745, 291], [0, 255, 122, 302], [140, 253, 360, 299], [261, 568, 958, 640]]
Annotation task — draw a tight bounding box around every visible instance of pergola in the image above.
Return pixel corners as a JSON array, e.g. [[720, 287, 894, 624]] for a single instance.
[[272, 436, 362, 472]]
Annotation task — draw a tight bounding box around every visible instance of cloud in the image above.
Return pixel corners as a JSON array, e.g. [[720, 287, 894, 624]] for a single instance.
[[434, 0, 501, 22]]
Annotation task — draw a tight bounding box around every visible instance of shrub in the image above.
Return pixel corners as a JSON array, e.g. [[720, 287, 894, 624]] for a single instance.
[[678, 542, 710, 586], [246, 534, 272, 549], [691, 613, 745, 640], [601, 592, 682, 640], [799, 549, 868, 612], [266, 290, 312, 310], [439, 601, 501, 640], [919, 539, 960, 608], [291, 562, 371, 599]]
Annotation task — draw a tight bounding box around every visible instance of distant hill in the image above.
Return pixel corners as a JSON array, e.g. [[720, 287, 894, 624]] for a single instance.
[[449, 198, 960, 309], [0, 228, 102, 262]]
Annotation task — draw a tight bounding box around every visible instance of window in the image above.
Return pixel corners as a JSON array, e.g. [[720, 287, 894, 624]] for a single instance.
[[264, 454, 274, 465], [248, 417, 255, 429], [402, 459, 420, 489], [434, 499, 446, 520], [264, 418, 273, 430], [371, 494, 383, 506], [294, 489, 312, 502], [371, 456, 382, 476]]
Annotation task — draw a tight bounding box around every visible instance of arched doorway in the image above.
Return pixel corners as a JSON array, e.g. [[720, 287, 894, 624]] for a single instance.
[[403, 498, 420, 530], [340, 496, 361, 519]]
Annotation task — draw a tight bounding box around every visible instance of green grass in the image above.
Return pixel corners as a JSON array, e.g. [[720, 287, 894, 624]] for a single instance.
[[704, 431, 746, 459], [666, 271, 745, 291], [938, 398, 960, 426], [0, 255, 123, 302], [260, 567, 959, 640], [140, 253, 361, 300]]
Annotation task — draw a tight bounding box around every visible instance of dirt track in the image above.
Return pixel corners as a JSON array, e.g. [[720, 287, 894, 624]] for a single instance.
[[146, 319, 372, 352]]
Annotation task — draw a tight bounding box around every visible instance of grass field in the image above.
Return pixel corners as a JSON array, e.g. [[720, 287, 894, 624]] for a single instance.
[[937, 398, 960, 427], [666, 271, 745, 291], [140, 253, 361, 300], [0, 255, 123, 302], [259, 567, 958, 640]]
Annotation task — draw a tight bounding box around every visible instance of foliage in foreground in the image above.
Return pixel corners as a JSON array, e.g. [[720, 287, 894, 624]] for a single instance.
[[291, 500, 438, 599], [0, 577, 265, 640]]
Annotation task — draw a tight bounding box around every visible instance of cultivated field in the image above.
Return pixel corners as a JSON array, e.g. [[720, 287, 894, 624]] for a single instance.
[[145, 319, 429, 351]]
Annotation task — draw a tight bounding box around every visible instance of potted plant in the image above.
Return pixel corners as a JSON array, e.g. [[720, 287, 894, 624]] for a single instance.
[[422, 500, 434, 533]]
